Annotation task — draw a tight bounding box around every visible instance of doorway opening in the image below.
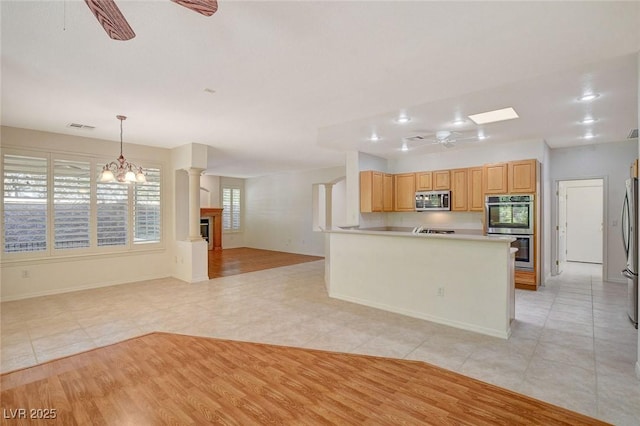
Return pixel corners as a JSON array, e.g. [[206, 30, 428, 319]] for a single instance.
[[556, 178, 604, 276]]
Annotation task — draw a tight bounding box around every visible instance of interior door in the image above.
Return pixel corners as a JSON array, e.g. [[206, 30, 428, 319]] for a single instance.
[[557, 183, 567, 273], [566, 185, 603, 263]]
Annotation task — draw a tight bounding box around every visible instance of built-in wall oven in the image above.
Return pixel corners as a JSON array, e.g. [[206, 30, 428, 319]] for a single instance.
[[486, 194, 534, 235], [486, 194, 535, 270]]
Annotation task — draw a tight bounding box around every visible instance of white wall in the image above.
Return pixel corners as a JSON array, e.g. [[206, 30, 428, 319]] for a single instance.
[[549, 140, 637, 283], [200, 175, 221, 208], [0, 126, 174, 300], [390, 139, 547, 173], [244, 166, 345, 256]]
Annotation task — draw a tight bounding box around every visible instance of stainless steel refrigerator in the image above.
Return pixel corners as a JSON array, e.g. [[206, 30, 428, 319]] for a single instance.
[[622, 177, 638, 328]]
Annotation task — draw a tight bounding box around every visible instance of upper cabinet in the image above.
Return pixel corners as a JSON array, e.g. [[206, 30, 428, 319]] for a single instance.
[[360, 171, 384, 212], [632, 159, 639, 178], [508, 159, 537, 193], [483, 159, 538, 194], [433, 170, 451, 190], [395, 173, 416, 211], [483, 163, 508, 194], [450, 169, 468, 211], [467, 167, 484, 211], [383, 173, 394, 212], [415, 171, 432, 191]]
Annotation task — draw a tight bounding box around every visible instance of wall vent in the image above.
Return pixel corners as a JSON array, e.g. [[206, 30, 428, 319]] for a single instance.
[[628, 128, 638, 139], [67, 123, 95, 130]]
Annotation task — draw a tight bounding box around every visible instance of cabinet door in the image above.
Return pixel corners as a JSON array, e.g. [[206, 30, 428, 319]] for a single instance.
[[632, 159, 639, 178], [415, 172, 432, 191], [508, 159, 536, 193], [450, 168, 468, 211], [383, 173, 394, 211], [433, 170, 450, 190], [483, 163, 508, 194], [395, 173, 416, 211], [467, 167, 484, 211], [372, 172, 384, 211], [360, 171, 383, 212]]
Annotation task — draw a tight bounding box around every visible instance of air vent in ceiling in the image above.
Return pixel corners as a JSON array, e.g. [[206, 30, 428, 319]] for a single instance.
[[67, 123, 95, 130], [628, 128, 639, 139]]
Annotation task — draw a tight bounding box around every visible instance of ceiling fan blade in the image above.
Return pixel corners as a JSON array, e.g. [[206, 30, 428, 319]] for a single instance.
[[84, 0, 135, 41], [171, 0, 218, 17]]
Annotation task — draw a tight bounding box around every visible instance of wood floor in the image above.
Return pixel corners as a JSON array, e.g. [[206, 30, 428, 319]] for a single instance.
[[1, 333, 608, 425], [208, 247, 323, 278]]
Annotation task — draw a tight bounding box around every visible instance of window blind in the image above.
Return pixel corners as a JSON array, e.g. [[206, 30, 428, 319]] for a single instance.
[[54, 159, 91, 249], [97, 175, 129, 247], [3, 154, 48, 253], [222, 187, 241, 231], [134, 167, 161, 243]]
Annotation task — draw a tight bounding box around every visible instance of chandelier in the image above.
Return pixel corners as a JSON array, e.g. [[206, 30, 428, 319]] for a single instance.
[[99, 115, 146, 183]]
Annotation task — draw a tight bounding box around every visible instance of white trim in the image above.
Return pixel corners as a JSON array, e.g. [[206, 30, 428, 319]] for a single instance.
[[330, 292, 511, 339]]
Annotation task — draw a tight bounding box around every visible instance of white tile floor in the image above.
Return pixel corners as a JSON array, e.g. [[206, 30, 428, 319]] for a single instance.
[[1, 261, 639, 424]]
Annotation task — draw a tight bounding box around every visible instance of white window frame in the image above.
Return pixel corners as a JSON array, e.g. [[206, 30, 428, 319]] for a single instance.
[[222, 186, 242, 233], [1, 147, 164, 261]]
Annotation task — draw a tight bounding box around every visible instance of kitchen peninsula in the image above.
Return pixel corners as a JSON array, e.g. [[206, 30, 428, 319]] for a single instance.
[[324, 228, 516, 338]]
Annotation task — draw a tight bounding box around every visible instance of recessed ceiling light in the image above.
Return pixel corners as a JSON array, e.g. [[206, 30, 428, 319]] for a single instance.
[[401, 142, 409, 151], [580, 117, 597, 124], [584, 132, 595, 139], [452, 118, 466, 126], [395, 114, 411, 124], [468, 107, 519, 125], [369, 133, 381, 142], [578, 93, 599, 102], [477, 134, 487, 140]]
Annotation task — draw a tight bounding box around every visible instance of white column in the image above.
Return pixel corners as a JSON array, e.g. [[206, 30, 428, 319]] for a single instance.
[[324, 183, 334, 230], [188, 167, 204, 241]]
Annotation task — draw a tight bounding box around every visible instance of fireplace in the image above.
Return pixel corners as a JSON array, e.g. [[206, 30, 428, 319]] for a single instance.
[[200, 208, 223, 250]]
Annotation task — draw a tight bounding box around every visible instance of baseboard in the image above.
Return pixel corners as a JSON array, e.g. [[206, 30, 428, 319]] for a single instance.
[[330, 292, 511, 340], [0, 273, 171, 302]]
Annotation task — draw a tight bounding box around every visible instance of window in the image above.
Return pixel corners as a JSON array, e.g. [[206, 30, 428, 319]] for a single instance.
[[97, 178, 129, 247], [54, 159, 91, 250], [222, 187, 241, 231], [134, 167, 161, 243], [3, 154, 48, 253], [2, 150, 163, 256]]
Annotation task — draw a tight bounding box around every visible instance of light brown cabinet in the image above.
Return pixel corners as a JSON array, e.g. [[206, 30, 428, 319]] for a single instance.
[[383, 173, 394, 212], [450, 168, 468, 211], [433, 170, 451, 190], [508, 159, 537, 193], [483, 160, 537, 194], [483, 163, 508, 194], [632, 158, 639, 178], [415, 172, 433, 191], [395, 173, 416, 211], [467, 167, 484, 211], [360, 171, 383, 212]]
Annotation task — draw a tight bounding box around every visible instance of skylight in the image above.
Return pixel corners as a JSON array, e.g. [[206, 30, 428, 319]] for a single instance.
[[468, 107, 519, 125]]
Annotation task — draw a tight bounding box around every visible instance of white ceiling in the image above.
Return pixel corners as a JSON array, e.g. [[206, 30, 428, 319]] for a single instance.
[[2, 1, 639, 177]]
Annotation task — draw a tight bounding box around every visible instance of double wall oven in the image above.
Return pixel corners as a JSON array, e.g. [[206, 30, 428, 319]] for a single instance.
[[486, 194, 534, 270]]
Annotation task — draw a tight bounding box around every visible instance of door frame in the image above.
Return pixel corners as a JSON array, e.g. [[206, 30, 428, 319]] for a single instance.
[[553, 176, 608, 277]]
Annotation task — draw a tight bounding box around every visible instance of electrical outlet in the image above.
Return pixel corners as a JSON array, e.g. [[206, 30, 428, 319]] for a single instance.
[[437, 287, 444, 297], [21, 270, 29, 278]]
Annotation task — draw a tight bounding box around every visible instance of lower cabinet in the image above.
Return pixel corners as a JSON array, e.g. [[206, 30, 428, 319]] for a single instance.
[[515, 269, 537, 290]]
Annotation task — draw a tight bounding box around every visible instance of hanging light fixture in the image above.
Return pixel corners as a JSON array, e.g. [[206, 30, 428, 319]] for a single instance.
[[99, 115, 146, 183]]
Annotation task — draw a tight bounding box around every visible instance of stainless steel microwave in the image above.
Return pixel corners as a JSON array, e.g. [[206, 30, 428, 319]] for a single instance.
[[415, 191, 451, 211]]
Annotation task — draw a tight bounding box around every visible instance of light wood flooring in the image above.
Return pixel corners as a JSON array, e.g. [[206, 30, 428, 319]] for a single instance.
[[0, 332, 608, 425], [208, 247, 323, 278]]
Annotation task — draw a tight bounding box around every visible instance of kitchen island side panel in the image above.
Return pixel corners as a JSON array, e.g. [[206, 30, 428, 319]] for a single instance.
[[326, 231, 512, 338]]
